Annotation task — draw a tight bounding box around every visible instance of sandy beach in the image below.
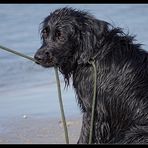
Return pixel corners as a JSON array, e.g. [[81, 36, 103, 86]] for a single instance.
[[0, 115, 82, 144]]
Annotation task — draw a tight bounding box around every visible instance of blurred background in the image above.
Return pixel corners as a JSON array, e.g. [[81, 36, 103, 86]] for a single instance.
[[0, 4, 148, 120]]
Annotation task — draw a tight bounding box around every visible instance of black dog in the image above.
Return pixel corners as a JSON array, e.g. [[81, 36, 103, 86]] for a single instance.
[[34, 7, 148, 144]]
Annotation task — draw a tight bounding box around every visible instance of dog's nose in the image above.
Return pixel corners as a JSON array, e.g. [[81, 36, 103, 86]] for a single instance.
[[34, 54, 43, 64]]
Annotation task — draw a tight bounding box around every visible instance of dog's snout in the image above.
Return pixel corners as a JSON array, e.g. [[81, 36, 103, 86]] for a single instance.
[[34, 54, 43, 64]]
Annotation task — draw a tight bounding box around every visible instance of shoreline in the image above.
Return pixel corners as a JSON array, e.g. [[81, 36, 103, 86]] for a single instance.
[[0, 115, 82, 144], [0, 75, 82, 144]]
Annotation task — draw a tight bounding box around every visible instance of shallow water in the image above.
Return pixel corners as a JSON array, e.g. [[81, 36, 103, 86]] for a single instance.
[[0, 4, 148, 119]]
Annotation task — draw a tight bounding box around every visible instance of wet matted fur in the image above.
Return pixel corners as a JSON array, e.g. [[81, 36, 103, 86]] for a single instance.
[[34, 7, 148, 144]]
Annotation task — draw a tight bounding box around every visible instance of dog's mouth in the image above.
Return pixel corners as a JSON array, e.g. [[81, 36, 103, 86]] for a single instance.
[[34, 56, 57, 68], [35, 60, 55, 68]]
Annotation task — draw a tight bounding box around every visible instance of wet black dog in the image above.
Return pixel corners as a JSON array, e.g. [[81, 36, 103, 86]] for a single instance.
[[34, 7, 148, 144]]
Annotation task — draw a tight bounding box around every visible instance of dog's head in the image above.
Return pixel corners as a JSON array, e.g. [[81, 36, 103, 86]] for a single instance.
[[34, 7, 109, 75]]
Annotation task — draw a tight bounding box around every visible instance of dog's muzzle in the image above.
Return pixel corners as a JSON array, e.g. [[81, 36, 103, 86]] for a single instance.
[[34, 53, 43, 64], [34, 51, 55, 68]]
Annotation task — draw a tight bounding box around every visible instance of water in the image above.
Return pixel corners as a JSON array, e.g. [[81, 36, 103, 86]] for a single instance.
[[0, 4, 148, 119]]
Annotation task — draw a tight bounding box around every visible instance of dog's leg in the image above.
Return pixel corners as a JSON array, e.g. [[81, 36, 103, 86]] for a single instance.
[[77, 112, 91, 144]]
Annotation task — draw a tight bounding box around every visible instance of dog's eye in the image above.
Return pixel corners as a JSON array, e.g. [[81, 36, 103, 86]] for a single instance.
[[55, 29, 66, 42], [41, 28, 49, 40], [55, 30, 61, 38], [43, 30, 48, 39]]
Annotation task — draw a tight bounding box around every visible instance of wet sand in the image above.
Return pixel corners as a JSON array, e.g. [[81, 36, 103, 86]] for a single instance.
[[0, 116, 82, 144], [0, 77, 82, 144]]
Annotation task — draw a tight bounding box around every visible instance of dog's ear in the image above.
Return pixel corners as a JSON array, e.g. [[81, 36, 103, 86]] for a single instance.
[[78, 19, 108, 64], [78, 30, 96, 64]]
